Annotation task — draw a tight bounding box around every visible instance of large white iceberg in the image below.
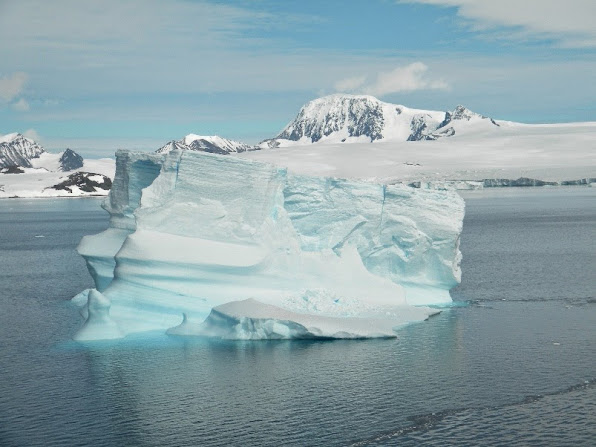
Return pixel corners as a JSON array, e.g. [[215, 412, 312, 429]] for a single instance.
[[74, 150, 464, 341]]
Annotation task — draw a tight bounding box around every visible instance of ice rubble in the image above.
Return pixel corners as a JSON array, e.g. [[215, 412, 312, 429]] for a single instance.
[[74, 149, 464, 341]]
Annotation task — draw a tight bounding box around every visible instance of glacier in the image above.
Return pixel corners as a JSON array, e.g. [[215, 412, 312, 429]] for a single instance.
[[74, 149, 464, 341]]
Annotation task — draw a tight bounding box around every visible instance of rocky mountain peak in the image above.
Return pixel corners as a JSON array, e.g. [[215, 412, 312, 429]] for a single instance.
[[437, 105, 499, 130], [157, 135, 255, 155], [0, 133, 46, 168], [276, 94, 386, 143], [59, 148, 84, 171], [452, 105, 476, 121]]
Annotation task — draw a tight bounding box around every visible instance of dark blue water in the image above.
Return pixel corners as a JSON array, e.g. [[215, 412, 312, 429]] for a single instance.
[[0, 190, 595, 447]]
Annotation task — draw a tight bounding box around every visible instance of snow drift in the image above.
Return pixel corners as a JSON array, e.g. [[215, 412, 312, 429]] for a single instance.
[[74, 149, 464, 341]]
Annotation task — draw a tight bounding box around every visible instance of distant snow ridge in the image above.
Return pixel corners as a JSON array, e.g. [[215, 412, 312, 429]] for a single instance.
[[157, 134, 255, 155], [0, 133, 45, 168], [154, 96, 500, 153], [263, 94, 499, 147]]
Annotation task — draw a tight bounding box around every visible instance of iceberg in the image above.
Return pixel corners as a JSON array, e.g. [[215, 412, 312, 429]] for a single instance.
[[74, 149, 464, 341]]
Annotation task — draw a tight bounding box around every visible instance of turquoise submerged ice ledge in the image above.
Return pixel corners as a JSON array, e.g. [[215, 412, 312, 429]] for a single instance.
[[73, 150, 464, 341]]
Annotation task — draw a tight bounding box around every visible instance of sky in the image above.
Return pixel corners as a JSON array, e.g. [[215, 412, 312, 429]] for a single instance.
[[1, 0, 595, 157]]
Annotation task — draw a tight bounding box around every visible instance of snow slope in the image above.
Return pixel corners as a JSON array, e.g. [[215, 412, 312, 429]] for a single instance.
[[73, 149, 463, 341], [260, 94, 500, 147], [0, 133, 115, 198], [243, 120, 596, 185], [0, 133, 45, 168], [157, 134, 255, 154], [151, 95, 594, 186], [0, 155, 115, 198]]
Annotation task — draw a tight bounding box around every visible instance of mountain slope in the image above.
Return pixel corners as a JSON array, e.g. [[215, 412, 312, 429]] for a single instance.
[[242, 120, 596, 186], [154, 96, 502, 154], [0, 133, 46, 168], [0, 133, 115, 198], [262, 94, 500, 147], [157, 134, 255, 155]]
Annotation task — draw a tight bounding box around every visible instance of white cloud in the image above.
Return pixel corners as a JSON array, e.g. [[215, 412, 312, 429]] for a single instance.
[[0, 72, 27, 102], [367, 63, 449, 95], [399, 0, 596, 47], [0, 0, 310, 96], [12, 98, 30, 112], [0, 0, 592, 131], [23, 129, 41, 142], [334, 76, 366, 92], [335, 63, 449, 97]]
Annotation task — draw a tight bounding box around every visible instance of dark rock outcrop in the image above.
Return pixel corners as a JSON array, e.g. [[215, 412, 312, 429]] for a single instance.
[[49, 172, 112, 194], [0, 166, 25, 174], [482, 178, 558, 187], [59, 149, 84, 171]]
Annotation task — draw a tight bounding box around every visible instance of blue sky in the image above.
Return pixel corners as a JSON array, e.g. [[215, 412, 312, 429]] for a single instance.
[[1, 0, 595, 157]]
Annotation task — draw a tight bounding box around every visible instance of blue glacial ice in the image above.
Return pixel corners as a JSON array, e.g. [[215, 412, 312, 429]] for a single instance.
[[74, 150, 464, 341]]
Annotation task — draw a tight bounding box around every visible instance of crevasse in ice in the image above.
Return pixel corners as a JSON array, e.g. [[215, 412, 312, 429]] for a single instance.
[[74, 149, 464, 340]]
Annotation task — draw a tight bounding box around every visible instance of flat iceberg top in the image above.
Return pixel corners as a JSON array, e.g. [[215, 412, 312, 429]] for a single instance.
[[73, 150, 464, 341]]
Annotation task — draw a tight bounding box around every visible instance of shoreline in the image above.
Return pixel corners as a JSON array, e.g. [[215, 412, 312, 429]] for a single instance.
[[2, 180, 593, 200]]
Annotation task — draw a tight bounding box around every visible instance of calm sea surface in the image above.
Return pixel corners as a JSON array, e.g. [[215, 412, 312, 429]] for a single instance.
[[0, 189, 595, 446]]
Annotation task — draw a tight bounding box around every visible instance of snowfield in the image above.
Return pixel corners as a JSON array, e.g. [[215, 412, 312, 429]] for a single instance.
[[0, 133, 115, 198], [242, 120, 596, 186], [0, 155, 115, 198], [3, 94, 595, 198]]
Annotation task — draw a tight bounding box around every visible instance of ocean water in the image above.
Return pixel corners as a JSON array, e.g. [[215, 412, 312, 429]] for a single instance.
[[0, 189, 594, 447]]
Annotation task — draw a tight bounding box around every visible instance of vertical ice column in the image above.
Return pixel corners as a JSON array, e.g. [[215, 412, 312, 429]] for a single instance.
[[77, 151, 180, 291]]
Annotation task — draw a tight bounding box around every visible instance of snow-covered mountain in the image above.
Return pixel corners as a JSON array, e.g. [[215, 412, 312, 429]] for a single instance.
[[243, 117, 596, 187], [0, 133, 45, 168], [155, 96, 500, 155], [157, 134, 255, 155], [151, 94, 593, 188], [261, 94, 500, 147], [0, 133, 114, 198]]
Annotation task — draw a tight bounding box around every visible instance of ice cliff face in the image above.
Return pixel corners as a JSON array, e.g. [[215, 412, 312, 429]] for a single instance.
[[74, 149, 464, 341], [157, 134, 255, 155], [0, 133, 45, 168], [263, 94, 499, 147]]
